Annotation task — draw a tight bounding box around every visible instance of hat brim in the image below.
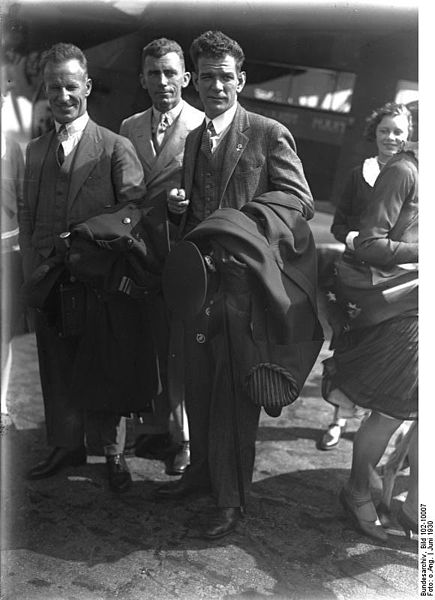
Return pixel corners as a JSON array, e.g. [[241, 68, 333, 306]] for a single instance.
[[162, 241, 209, 320]]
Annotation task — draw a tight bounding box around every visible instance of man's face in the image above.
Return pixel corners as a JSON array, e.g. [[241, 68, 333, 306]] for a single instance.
[[44, 59, 91, 124], [140, 52, 190, 113], [192, 54, 245, 119]]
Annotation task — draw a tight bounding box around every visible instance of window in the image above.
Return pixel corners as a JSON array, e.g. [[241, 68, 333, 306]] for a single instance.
[[395, 80, 418, 105], [241, 60, 356, 113]]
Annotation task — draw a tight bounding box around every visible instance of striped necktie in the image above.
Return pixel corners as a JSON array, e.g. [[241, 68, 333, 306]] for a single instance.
[[56, 125, 68, 166], [201, 121, 217, 156], [153, 113, 170, 152]]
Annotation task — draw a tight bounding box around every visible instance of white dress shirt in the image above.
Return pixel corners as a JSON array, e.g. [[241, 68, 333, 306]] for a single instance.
[[55, 112, 89, 159], [205, 103, 238, 153], [151, 100, 184, 148]]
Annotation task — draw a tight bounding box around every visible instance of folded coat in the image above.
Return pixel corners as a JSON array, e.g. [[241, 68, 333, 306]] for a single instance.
[[66, 199, 171, 413], [183, 191, 324, 409]]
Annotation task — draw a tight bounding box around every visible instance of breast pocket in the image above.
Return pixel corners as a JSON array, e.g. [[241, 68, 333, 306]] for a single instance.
[[231, 164, 263, 200]]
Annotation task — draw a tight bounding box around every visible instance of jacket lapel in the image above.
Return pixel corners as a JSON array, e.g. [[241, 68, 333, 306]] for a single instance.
[[183, 123, 205, 197], [131, 110, 155, 174], [218, 104, 249, 205], [67, 120, 103, 209], [27, 131, 55, 221], [146, 111, 186, 185]]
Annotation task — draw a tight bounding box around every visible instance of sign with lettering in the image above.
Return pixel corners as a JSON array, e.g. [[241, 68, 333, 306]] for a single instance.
[[240, 97, 354, 145]]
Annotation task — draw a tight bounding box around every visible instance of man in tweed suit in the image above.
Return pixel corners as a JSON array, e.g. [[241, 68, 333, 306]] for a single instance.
[[120, 38, 203, 475], [157, 31, 314, 539], [19, 43, 146, 491]]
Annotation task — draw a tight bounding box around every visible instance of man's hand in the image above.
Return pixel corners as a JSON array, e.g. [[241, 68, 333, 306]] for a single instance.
[[168, 188, 190, 214], [211, 242, 250, 295]]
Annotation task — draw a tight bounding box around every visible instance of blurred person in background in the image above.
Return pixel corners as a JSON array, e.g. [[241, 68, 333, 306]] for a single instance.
[[1, 62, 25, 414]]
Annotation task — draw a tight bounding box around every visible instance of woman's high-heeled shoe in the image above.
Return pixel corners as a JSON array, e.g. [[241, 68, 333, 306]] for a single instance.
[[397, 507, 418, 539], [339, 487, 388, 542], [318, 422, 346, 451]]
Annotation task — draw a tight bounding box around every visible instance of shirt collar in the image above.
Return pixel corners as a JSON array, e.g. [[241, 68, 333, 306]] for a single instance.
[[152, 100, 184, 127], [55, 112, 89, 136], [205, 102, 238, 135], [362, 156, 381, 187]]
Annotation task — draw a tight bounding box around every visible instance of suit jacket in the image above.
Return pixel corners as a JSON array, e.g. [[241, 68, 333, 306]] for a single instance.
[[120, 100, 204, 203], [19, 119, 146, 281], [181, 102, 314, 234]]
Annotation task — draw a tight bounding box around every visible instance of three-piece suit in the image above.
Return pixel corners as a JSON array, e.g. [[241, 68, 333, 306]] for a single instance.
[[176, 102, 316, 507], [19, 118, 146, 453]]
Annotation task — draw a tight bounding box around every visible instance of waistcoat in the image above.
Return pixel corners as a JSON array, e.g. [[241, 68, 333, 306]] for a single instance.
[[34, 135, 76, 256], [187, 134, 227, 230]]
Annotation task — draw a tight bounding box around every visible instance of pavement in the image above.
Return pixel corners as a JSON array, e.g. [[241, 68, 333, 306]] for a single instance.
[[0, 213, 419, 600]]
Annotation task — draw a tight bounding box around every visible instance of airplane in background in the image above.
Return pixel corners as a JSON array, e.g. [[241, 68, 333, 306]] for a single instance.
[[2, 0, 418, 206]]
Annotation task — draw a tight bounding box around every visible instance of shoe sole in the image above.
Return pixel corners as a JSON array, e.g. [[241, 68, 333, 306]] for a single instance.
[[154, 486, 210, 501], [317, 442, 339, 451], [202, 525, 238, 540], [26, 457, 87, 480]]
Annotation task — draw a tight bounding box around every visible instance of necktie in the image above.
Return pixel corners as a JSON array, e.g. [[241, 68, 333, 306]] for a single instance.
[[56, 125, 68, 166], [153, 113, 170, 152], [158, 112, 170, 134], [201, 121, 217, 156]]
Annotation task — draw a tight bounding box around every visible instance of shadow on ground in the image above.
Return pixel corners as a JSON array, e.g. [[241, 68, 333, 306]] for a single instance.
[[1, 418, 418, 600]]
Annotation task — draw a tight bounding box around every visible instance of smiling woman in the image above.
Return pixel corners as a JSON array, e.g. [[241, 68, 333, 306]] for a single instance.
[[318, 102, 414, 454]]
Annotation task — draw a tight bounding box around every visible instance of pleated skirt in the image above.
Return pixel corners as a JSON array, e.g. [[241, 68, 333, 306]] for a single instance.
[[322, 314, 418, 420]]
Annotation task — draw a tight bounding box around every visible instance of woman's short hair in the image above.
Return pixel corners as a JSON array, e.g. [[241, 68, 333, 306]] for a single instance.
[[41, 43, 88, 75], [190, 30, 245, 72], [364, 102, 413, 142]]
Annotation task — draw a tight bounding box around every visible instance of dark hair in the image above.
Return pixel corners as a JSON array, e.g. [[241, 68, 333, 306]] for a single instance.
[[41, 43, 87, 75], [364, 102, 413, 142], [141, 38, 185, 70], [189, 30, 245, 72]]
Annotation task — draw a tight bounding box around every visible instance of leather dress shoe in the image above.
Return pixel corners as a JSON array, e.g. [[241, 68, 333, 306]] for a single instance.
[[165, 441, 190, 476], [202, 507, 242, 540], [27, 446, 87, 480], [318, 422, 346, 451], [135, 433, 172, 459], [154, 478, 209, 500], [339, 487, 388, 542], [106, 454, 132, 493]]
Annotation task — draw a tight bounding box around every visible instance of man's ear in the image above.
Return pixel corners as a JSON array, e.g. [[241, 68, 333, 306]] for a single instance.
[[192, 72, 199, 92], [85, 78, 92, 97], [139, 73, 147, 91], [182, 71, 191, 88], [236, 71, 246, 94]]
